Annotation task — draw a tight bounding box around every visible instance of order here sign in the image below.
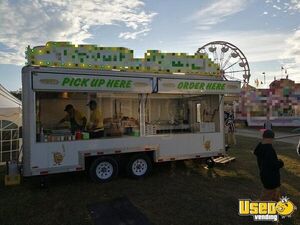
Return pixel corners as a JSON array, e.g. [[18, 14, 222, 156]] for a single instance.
[[32, 73, 153, 93], [158, 78, 241, 94]]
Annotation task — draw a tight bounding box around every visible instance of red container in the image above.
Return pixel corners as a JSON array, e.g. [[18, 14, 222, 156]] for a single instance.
[[75, 131, 82, 140]]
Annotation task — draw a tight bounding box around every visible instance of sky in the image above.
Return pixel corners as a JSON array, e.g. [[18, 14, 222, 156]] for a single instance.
[[0, 0, 300, 91]]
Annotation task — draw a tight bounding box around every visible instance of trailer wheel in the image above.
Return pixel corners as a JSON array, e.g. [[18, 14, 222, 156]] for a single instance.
[[89, 157, 118, 183], [127, 154, 152, 179], [205, 158, 215, 168]]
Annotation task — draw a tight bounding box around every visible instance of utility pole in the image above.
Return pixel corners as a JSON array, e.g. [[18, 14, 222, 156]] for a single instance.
[[281, 66, 289, 79], [262, 72, 266, 84]]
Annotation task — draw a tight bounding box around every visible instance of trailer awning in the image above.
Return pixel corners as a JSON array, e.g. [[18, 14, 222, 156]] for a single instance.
[[32, 73, 153, 93], [157, 78, 241, 94]]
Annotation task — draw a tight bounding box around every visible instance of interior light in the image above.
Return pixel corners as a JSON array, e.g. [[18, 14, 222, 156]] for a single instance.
[[62, 92, 69, 99]]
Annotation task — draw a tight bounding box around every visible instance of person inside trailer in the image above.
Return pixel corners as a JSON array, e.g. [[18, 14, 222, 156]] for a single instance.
[[59, 104, 87, 134], [86, 100, 104, 138]]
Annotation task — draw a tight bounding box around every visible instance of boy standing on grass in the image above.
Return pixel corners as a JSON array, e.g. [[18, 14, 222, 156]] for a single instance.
[[254, 130, 284, 201]]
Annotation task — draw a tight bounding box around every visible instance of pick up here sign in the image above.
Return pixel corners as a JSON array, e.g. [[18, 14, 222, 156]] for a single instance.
[[32, 73, 153, 93]]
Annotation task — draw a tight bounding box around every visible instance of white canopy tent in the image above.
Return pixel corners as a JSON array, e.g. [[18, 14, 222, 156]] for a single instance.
[[0, 84, 22, 163]]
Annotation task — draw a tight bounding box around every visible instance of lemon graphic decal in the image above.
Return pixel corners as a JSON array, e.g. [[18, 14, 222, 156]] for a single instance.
[[52, 145, 66, 166], [53, 152, 65, 165], [204, 140, 211, 151], [276, 197, 297, 217]]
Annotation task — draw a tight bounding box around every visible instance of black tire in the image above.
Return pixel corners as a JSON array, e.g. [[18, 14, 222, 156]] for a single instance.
[[205, 158, 215, 168], [89, 157, 118, 183], [126, 153, 152, 179]]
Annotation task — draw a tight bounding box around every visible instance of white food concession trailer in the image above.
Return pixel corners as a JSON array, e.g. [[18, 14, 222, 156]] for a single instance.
[[21, 42, 241, 182]]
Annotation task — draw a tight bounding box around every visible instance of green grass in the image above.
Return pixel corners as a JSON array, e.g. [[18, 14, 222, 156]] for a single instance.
[[0, 136, 299, 225]]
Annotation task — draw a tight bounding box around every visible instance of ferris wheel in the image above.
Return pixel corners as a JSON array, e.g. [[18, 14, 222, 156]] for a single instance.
[[197, 41, 251, 85]]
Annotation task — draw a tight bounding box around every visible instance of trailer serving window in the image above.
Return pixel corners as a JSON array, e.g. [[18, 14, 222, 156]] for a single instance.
[[35, 91, 140, 142], [145, 94, 220, 135]]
